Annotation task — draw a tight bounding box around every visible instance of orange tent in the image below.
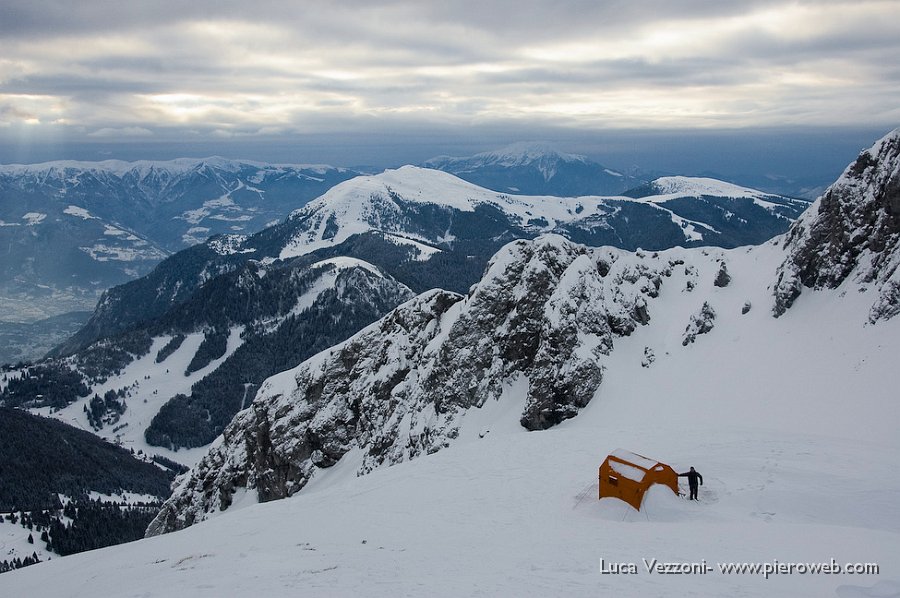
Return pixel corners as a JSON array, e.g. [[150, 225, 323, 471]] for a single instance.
[[598, 449, 678, 510]]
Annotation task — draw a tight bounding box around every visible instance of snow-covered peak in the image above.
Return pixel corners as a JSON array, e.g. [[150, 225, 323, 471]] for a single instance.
[[773, 127, 900, 321], [649, 176, 772, 199], [312, 256, 384, 278], [304, 165, 500, 214], [280, 166, 604, 259], [860, 126, 900, 162]]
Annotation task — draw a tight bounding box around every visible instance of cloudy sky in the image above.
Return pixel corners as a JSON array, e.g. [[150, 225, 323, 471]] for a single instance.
[[0, 0, 897, 178]]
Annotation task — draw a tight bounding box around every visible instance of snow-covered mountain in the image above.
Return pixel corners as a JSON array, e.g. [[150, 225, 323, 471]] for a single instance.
[[2, 131, 899, 596], [279, 165, 805, 259], [146, 236, 694, 533], [145, 130, 898, 536], [423, 142, 644, 195], [0, 158, 359, 322], [53, 166, 804, 359], [1, 256, 415, 466]]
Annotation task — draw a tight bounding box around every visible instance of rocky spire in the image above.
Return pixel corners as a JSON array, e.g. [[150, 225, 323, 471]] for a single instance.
[[773, 128, 900, 321]]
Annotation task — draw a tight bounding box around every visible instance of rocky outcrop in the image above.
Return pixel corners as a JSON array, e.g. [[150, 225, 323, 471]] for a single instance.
[[641, 346, 656, 368], [774, 129, 900, 322], [145, 289, 463, 535], [714, 262, 731, 287], [682, 302, 717, 346], [147, 235, 676, 535]]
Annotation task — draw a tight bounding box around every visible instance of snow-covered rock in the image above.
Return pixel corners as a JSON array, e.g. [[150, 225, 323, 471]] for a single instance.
[[773, 128, 900, 322], [682, 301, 717, 346]]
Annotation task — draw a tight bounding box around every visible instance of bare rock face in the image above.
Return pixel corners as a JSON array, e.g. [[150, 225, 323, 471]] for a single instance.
[[147, 235, 673, 535], [774, 129, 900, 322]]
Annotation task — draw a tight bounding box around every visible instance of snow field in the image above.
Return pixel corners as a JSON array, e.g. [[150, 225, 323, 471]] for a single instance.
[[1, 420, 895, 597]]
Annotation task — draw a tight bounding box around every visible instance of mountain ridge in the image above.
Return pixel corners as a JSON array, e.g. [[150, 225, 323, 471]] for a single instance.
[[423, 142, 641, 195]]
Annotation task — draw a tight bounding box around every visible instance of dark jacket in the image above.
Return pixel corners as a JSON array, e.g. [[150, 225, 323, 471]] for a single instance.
[[678, 470, 703, 487]]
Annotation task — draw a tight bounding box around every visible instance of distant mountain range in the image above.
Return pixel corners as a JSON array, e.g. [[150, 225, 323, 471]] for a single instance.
[[423, 142, 645, 195], [0, 151, 808, 363], [0, 158, 359, 322], [424, 142, 834, 200]]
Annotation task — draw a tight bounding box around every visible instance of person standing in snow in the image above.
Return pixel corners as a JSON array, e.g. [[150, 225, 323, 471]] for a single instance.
[[678, 467, 703, 500]]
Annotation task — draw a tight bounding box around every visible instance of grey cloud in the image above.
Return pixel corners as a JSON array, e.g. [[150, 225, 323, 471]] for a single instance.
[[0, 103, 37, 120], [0, 0, 896, 162], [88, 126, 153, 137], [0, 73, 161, 97], [468, 57, 748, 89], [0, 0, 788, 42], [717, 23, 900, 67]]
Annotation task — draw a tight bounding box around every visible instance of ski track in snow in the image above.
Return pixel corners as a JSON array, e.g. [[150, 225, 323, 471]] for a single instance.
[[34, 328, 245, 467]]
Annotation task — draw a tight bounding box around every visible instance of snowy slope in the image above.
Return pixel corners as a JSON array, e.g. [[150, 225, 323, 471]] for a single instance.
[[0, 518, 54, 568], [28, 329, 245, 466], [1, 252, 898, 595]]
